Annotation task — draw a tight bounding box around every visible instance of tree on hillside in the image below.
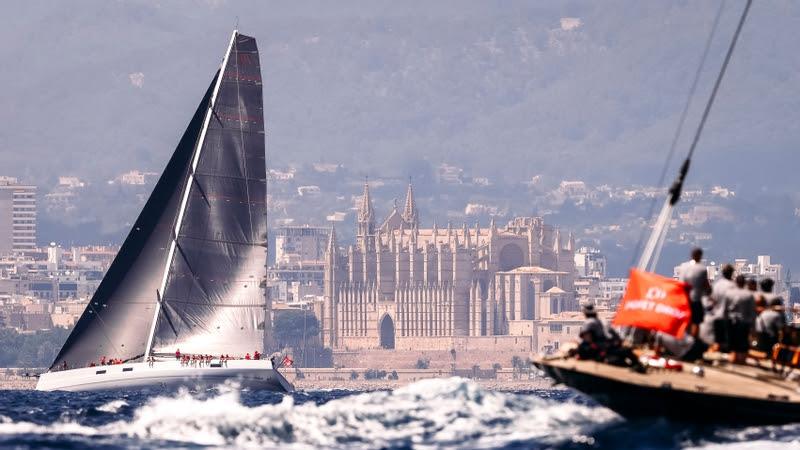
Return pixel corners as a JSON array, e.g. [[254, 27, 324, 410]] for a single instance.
[[273, 309, 319, 348]]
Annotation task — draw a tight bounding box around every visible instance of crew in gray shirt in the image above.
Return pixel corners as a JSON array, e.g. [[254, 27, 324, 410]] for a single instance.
[[699, 264, 735, 346], [728, 274, 756, 362], [679, 248, 710, 329], [754, 278, 786, 353]]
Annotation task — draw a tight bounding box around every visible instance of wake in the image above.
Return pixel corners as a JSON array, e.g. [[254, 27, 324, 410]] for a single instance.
[[0, 378, 618, 448]]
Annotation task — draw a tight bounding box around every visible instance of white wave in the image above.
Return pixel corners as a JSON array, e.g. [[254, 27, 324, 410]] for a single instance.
[[96, 399, 128, 413], [686, 423, 800, 450], [689, 442, 800, 450], [0, 378, 619, 448], [0, 416, 97, 437]]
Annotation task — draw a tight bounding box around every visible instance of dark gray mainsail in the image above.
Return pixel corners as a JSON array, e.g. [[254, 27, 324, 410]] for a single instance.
[[50, 31, 267, 370], [149, 33, 267, 356], [50, 76, 219, 370]]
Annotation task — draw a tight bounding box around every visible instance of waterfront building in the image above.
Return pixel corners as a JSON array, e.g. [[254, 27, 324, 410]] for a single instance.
[[322, 182, 577, 351], [0, 177, 37, 254], [268, 225, 330, 304]]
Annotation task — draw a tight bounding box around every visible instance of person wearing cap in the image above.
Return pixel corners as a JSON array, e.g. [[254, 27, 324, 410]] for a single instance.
[[754, 278, 786, 354], [679, 247, 711, 335]]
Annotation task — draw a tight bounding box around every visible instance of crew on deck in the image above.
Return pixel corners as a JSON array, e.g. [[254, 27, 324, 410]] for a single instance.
[[755, 279, 786, 354], [679, 247, 711, 336], [568, 246, 791, 371], [573, 304, 644, 372], [728, 275, 756, 363]]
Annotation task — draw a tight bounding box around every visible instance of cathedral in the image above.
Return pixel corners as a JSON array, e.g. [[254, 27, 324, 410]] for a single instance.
[[321, 182, 578, 351]]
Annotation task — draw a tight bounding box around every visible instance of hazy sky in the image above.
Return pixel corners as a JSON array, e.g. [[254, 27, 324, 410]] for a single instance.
[[1, 0, 798, 190]]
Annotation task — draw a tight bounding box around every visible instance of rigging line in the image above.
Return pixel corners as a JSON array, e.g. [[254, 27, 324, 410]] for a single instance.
[[686, 0, 752, 163], [639, 0, 752, 272], [629, 0, 727, 267]]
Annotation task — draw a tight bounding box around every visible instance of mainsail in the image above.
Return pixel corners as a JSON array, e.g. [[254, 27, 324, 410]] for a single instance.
[[149, 32, 267, 356], [50, 31, 267, 369]]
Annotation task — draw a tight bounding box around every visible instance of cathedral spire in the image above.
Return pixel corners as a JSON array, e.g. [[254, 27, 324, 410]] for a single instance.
[[567, 232, 575, 252], [357, 178, 376, 251], [327, 225, 338, 255], [489, 216, 497, 238], [553, 228, 561, 254], [463, 223, 470, 248], [358, 178, 375, 222], [401, 180, 418, 228]]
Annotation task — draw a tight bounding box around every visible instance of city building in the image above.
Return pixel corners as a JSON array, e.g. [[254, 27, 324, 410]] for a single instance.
[[0, 243, 118, 331], [574, 277, 601, 306], [598, 278, 628, 306], [0, 177, 37, 254], [321, 182, 577, 351], [267, 225, 330, 304], [573, 246, 607, 278], [113, 170, 157, 185]]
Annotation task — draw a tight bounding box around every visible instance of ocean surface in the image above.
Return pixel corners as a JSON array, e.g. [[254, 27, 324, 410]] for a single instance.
[[1, 377, 799, 449]]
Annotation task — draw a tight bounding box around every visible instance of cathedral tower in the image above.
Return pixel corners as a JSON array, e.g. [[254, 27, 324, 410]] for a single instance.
[[401, 181, 418, 229], [357, 180, 376, 252]]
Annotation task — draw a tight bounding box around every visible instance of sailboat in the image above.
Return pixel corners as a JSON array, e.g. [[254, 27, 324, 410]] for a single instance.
[[36, 30, 293, 392], [534, 0, 800, 425]]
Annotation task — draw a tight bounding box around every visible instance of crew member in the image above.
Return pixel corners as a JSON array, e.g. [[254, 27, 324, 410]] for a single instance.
[[679, 248, 710, 335], [755, 279, 786, 354], [727, 274, 756, 363], [701, 264, 735, 349]]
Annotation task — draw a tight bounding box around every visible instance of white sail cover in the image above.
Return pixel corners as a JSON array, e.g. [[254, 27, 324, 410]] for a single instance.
[[151, 33, 267, 356]]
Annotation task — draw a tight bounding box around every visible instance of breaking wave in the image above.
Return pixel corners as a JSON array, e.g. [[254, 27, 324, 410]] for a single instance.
[[4, 378, 798, 449], [0, 378, 618, 448]]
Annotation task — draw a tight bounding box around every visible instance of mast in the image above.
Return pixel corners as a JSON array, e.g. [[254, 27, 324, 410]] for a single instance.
[[144, 30, 239, 358]]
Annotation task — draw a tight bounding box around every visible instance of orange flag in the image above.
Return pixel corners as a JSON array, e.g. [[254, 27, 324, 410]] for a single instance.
[[613, 269, 691, 338]]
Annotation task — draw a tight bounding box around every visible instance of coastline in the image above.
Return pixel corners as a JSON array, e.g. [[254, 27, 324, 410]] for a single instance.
[[0, 369, 557, 392]]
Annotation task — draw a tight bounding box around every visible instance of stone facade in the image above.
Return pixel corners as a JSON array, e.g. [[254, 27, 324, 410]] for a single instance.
[[322, 182, 576, 350]]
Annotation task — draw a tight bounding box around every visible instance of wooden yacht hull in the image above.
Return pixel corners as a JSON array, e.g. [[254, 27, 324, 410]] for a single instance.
[[535, 357, 800, 425], [36, 359, 294, 393]]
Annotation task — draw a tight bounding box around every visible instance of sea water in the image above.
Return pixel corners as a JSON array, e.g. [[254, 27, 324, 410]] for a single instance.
[[0, 378, 798, 449]]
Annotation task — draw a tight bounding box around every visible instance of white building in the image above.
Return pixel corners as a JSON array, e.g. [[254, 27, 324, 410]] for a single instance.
[[114, 170, 157, 185], [599, 278, 628, 305], [573, 246, 607, 278]]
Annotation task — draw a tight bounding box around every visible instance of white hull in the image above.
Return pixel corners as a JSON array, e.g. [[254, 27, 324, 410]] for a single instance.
[[36, 359, 293, 393]]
